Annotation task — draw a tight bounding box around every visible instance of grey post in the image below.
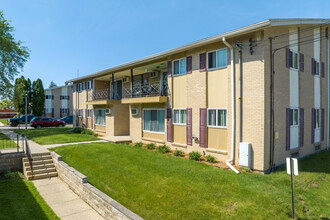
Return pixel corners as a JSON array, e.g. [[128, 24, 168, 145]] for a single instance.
[[25, 92, 28, 129]]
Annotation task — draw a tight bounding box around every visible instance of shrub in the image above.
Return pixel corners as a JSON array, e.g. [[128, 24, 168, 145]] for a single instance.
[[205, 155, 216, 163], [173, 150, 184, 157], [157, 145, 170, 154], [134, 142, 143, 148], [72, 128, 97, 136], [145, 143, 156, 150], [188, 151, 202, 161]]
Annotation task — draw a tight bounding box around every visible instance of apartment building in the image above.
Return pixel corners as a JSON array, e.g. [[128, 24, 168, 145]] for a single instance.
[[66, 19, 330, 173], [44, 85, 73, 119]]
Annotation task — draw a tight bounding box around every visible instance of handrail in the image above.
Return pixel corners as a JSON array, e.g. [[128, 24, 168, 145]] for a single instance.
[[123, 83, 167, 98], [25, 137, 33, 175]]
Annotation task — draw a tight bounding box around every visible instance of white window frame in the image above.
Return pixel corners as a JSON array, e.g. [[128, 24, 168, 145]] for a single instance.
[[207, 108, 227, 128], [207, 48, 227, 71], [142, 108, 165, 134], [172, 109, 186, 126], [289, 50, 299, 70], [61, 108, 68, 114], [314, 108, 321, 129], [87, 109, 92, 118], [78, 83, 82, 92], [94, 108, 106, 126], [289, 108, 299, 127], [173, 58, 187, 76], [314, 60, 320, 76], [45, 108, 52, 113]]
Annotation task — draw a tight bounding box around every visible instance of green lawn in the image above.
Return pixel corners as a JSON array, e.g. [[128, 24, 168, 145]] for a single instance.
[[51, 143, 330, 219], [0, 131, 17, 149], [0, 172, 58, 220], [0, 118, 7, 125], [15, 127, 98, 145]]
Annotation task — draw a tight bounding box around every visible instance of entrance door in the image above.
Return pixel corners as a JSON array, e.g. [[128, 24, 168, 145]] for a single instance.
[[116, 80, 122, 100]]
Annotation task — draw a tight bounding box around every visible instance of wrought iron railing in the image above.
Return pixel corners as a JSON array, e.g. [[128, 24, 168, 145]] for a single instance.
[[0, 133, 25, 154], [123, 83, 167, 98], [88, 88, 123, 101], [25, 137, 33, 174]]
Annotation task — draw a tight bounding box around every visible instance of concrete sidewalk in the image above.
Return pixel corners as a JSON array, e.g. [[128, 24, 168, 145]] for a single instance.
[[33, 177, 104, 220]]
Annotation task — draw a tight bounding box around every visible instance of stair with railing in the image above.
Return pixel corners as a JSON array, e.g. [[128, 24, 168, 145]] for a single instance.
[[23, 152, 57, 180]]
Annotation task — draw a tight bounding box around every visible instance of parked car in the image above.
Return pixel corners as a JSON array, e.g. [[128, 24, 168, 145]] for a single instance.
[[58, 115, 73, 124], [7, 114, 34, 127], [30, 117, 66, 128]]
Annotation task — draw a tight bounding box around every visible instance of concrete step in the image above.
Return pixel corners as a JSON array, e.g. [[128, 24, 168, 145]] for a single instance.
[[26, 167, 56, 176], [24, 159, 53, 167], [32, 152, 51, 157], [23, 155, 52, 162], [27, 172, 58, 180], [24, 163, 55, 171]]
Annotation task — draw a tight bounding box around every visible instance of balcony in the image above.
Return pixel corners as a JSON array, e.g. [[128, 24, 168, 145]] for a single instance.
[[122, 83, 168, 104], [86, 88, 121, 105]]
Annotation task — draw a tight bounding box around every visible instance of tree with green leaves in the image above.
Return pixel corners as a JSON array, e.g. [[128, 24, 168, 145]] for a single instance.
[[0, 99, 13, 108], [0, 11, 30, 99], [49, 81, 57, 88], [13, 76, 27, 114], [31, 79, 45, 116]]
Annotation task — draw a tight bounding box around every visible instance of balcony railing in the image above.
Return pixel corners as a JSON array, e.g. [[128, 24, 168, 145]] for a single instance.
[[123, 83, 167, 98], [88, 88, 122, 101]]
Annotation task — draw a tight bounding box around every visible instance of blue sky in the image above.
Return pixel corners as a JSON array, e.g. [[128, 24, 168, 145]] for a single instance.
[[1, 0, 329, 88]]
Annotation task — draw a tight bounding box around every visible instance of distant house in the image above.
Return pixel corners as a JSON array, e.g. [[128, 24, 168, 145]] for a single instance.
[[66, 19, 330, 173], [0, 107, 17, 118], [44, 85, 73, 119]]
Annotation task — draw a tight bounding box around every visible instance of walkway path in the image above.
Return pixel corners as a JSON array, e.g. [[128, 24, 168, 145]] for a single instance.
[[0, 127, 106, 220]]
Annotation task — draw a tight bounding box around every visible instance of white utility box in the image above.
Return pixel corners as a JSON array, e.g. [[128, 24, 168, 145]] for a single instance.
[[239, 142, 252, 169]]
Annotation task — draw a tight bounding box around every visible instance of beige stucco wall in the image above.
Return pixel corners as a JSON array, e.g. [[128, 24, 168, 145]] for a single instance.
[[173, 125, 186, 144], [114, 104, 130, 136], [142, 132, 164, 141], [207, 128, 227, 150]]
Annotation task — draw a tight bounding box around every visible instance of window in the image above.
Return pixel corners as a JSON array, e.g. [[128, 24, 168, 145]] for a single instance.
[[78, 83, 83, 92], [207, 109, 227, 128], [173, 58, 187, 75], [45, 95, 53, 99], [207, 48, 227, 70], [314, 60, 320, 76], [61, 108, 68, 114], [60, 95, 69, 100], [173, 109, 186, 125], [289, 108, 299, 126], [95, 109, 106, 126], [143, 109, 165, 133], [45, 108, 52, 113], [87, 81, 92, 90], [314, 108, 320, 129], [289, 51, 298, 69], [87, 109, 92, 118], [77, 109, 83, 117]]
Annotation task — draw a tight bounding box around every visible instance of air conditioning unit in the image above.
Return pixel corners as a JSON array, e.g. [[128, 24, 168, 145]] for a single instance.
[[239, 142, 252, 169], [105, 108, 111, 115], [123, 76, 130, 83], [150, 72, 158, 78], [131, 108, 138, 116]]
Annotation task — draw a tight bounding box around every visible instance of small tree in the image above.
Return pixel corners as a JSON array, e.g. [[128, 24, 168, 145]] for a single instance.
[[32, 79, 45, 116], [0, 99, 14, 109], [49, 81, 57, 88]]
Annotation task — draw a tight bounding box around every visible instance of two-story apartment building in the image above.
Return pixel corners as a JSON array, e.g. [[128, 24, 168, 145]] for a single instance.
[[66, 19, 330, 173], [44, 85, 73, 119]]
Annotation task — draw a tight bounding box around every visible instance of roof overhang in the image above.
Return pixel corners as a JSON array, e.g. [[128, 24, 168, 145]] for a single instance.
[[66, 19, 330, 84]]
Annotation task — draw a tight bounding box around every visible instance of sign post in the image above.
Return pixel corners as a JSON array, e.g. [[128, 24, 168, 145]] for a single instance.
[[286, 156, 298, 219]]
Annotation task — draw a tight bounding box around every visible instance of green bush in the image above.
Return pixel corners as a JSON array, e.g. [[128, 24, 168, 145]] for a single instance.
[[173, 150, 184, 157], [157, 145, 170, 154], [72, 128, 97, 136], [188, 151, 202, 161], [205, 155, 216, 163], [134, 142, 143, 148], [145, 143, 156, 150]]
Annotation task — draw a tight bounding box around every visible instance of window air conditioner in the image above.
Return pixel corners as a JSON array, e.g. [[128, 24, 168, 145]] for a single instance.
[[131, 108, 138, 115]]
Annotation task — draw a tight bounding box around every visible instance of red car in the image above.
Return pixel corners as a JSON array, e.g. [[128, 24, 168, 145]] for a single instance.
[[30, 117, 66, 128]]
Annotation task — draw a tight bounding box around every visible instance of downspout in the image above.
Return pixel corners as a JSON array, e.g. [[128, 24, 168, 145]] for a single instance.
[[222, 37, 239, 174], [327, 27, 329, 151], [236, 42, 243, 143]]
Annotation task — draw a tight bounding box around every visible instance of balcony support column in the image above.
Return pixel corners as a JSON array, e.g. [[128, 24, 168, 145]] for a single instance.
[[130, 69, 134, 98], [111, 74, 114, 100]]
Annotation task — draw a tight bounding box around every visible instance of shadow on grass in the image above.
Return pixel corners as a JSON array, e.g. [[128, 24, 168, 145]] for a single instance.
[[0, 172, 58, 220], [297, 151, 330, 174], [14, 127, 72, 139]]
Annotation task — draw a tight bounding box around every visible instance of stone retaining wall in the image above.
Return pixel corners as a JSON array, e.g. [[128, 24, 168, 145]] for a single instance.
[[51, 152, 143, 220], [0, 152, 25, 174]]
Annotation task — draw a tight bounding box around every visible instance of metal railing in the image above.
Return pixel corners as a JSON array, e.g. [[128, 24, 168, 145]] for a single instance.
[[123, 83, 168, 98], [24, 137, 33, 174], [0, 134, 25, 153], [88, 88, 110, 101]]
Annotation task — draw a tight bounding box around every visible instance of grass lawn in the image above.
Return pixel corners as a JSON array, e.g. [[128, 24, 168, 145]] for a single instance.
[[0, 131, 17, 149], [0, 172, 58, 220], [0, 118, 7, 125], [15, 127, 98, 145], [52, 143, 330, 219]]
